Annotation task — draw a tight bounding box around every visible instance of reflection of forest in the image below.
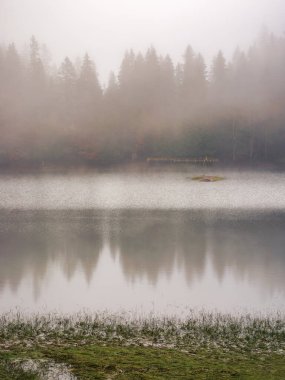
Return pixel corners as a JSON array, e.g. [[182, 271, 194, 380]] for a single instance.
[[0, 210, 284, 299], [0, 211, 104, 298]]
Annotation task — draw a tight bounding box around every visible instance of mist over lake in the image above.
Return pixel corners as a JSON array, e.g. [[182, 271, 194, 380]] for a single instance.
[[1, 169, 285, 210]]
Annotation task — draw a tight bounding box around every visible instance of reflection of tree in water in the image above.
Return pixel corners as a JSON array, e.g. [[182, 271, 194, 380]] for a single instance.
[[0, 220, 50, 298], [58, 221, 103, 284], [0, 211, 103, 299], [174, 213, 207, 285], [209, 218, 285, 293], [107, 211, 208, 286], [110, 211, 177, 284], [109, 211, 285, 293], [0, 210, 285, 302], [108, 212, 123, 259]]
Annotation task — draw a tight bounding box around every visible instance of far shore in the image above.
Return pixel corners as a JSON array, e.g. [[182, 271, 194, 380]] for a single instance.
[[0, 159, 283, 175]]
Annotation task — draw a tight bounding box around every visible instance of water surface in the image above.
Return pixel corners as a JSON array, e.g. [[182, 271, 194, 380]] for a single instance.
[[0, 170, 284, 315]]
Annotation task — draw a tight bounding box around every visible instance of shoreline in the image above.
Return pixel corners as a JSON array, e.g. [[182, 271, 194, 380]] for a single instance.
[[1, 310, 284, 379], [0, 160, 284, 175], [1, 310, 284, 352]]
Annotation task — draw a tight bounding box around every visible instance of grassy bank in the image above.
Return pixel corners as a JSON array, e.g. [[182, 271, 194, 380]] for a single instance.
[[0, 311, 284, 379]]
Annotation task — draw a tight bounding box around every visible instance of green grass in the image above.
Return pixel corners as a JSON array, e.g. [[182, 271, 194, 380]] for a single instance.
[[0, 311, 284, 379], [0, 359, 38, 379], [0, 344, 284, 379]]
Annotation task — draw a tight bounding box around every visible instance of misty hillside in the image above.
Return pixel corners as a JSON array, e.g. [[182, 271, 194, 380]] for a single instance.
[[0, 31, 285, 167]]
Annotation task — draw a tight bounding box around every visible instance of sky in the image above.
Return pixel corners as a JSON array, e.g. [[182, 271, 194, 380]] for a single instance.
[[1, 0, 285, 84]]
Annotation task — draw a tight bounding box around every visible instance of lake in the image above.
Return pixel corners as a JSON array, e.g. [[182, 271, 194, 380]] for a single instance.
[[0, 169, 285, 316]]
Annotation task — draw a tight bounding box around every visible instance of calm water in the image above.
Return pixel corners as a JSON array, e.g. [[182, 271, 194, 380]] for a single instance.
[[0, 169, 285, 315]]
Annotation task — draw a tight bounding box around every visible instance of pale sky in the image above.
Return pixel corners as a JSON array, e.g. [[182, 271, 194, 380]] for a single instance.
[[1, 0, 285, 83]]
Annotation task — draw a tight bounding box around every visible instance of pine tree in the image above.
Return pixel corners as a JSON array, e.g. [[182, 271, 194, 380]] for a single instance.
[[57, 57, 78, 128], [78, 54, 101, 100], [118, 50, 135, 91], [30, 36, 45, 88], [211, 50, 227, 86], [76, 53, 102, 155], [181, 45, 196, 99], [59, 57, 77, 96]]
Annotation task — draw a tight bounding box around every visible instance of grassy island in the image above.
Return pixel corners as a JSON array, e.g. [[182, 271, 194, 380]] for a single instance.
[[192, 175, 225, 182]]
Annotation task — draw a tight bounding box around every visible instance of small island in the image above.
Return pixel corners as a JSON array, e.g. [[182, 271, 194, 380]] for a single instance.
[[192, 175, 225, 182]]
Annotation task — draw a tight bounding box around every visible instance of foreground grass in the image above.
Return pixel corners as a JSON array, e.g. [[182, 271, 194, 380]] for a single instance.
[[1, 344, 284, 379], [0, 311, 284, 379]]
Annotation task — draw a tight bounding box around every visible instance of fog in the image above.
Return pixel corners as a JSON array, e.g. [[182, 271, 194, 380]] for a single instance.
[[1, 1, 285, 167], [1, 0, 285, 82], [1, 0, 285, 338]]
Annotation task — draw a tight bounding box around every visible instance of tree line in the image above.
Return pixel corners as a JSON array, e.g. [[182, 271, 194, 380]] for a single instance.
[[0, 31, 285, 166]]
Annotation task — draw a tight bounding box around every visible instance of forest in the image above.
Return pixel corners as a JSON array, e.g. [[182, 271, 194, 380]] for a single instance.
[[0, 30, 285, 167]]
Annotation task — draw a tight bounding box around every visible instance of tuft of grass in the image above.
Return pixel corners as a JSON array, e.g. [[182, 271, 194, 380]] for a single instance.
[[0, 311, 284, 353], [0, 359, 39, 379]]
